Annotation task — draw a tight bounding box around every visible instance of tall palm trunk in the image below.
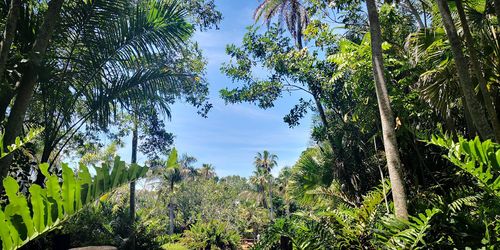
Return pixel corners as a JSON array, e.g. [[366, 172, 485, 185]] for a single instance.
[[0, 0, 65, 184], [454, 0, 500, 141], [436, 0, 494, 140], [168, 180, 175, 235], [268, 173, 274, 220], [365, 0, 408, 219], [0, 0, 21, 123], [129, 122, 138, 249]]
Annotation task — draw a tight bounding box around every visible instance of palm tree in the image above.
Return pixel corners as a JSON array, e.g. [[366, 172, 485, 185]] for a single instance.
[[129, 121, 138, 249], [288, 147, 334, 205], [253, 0, 309, 49], [249, 168, 270, 208], [365, 0, 408, 219], [278, 166, 292, 216], [179, 154, 198, 180], [453, 0, 500, 141], [199, 163, 216, 179], [38, 0, 194, 164], [252, 0, 337, 158], [162, 148, 182, 235], [435, 0, 494, 140], [0, 0, 198, 182], [254, 150, 278, 220]]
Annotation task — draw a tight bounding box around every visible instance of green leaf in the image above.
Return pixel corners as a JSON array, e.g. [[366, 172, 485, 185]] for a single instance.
[[0, 157, 149, 250], [0, 210, 13, 250], [29, 185, 46, 233], [3, 177, 35, 240], [61, 164, 76, 215], [166, 147, 179, 169]]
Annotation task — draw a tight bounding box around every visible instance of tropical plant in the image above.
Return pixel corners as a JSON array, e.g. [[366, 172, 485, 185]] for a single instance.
[[374, 208, 441, 249], [0, 157, 149, 250], [254, 0, 310, 48], [0, 0, 65, 177], [180, 219, 241, 250], [428, 135, 500, 196], [423, 135, 500, 247], [199, 163, 216, 179], [364, 0, 409, 219], [32, 0, 204, 166], [434, 0, 495, 140], [161, 242, 189, 250], [254, 151, 278, 220], [0, 128, 43, 160], [162, 148, 183, 235]]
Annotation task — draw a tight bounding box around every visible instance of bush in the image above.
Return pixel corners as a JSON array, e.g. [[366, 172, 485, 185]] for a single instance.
[[161, 243, 189, 250], [181, 220, 241, 250]]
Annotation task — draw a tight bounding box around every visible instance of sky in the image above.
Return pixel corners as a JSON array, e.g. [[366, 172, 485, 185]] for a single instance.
[[117, 0, 314, 178]]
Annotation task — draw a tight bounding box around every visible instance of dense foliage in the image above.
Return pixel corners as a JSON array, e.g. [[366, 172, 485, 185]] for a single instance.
[[0, 0, 499, 249]]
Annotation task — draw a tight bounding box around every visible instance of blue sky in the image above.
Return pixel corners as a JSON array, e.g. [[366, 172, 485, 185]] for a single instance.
[[118, 0, 314, 177]]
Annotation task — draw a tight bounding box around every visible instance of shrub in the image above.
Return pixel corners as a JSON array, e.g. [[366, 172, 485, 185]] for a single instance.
[[161, 243, 189, 250], [181, 220, 241, 250]]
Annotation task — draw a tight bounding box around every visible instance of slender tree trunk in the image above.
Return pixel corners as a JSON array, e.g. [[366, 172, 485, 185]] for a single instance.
[[0, 0, 65, 183], [0, 0, 21, 123], [436, 0, 494, 140], [365, 0, 408, 219], [261, 185, 268, 208], [168, 181, 175, 235], [462, 97, 477, 137], [32, 142, 53, 186], [129, 122, 138, 249], [313, 95, 338, 150], [268, 174, 274, 221], [285, 190, 290, 216], [455, 0, 500, 141], [403, 0, 424, 29]]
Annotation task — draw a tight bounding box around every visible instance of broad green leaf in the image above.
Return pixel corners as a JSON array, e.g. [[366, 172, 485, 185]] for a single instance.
[[29, 185, 46, 233], [61, 164, 76, 214], [0, 157, 148, 250], [166, 148, 178, 169], [4, 177, 35, 239], [0, 209, 13, 250]]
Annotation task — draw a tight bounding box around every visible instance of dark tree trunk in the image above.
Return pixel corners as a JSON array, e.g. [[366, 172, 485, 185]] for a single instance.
[[169, 180, 175, 235], [436, 0, 494, 140], [313, 94, 336, 148], [0, 0, 65, 184], [0, 0, 21, 123], [268, 173, 274, 221], [32, 142, 53, 186], [365, 0, 409, 219], [129, 122, 138, 249], [455, 0, 500, 141]]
